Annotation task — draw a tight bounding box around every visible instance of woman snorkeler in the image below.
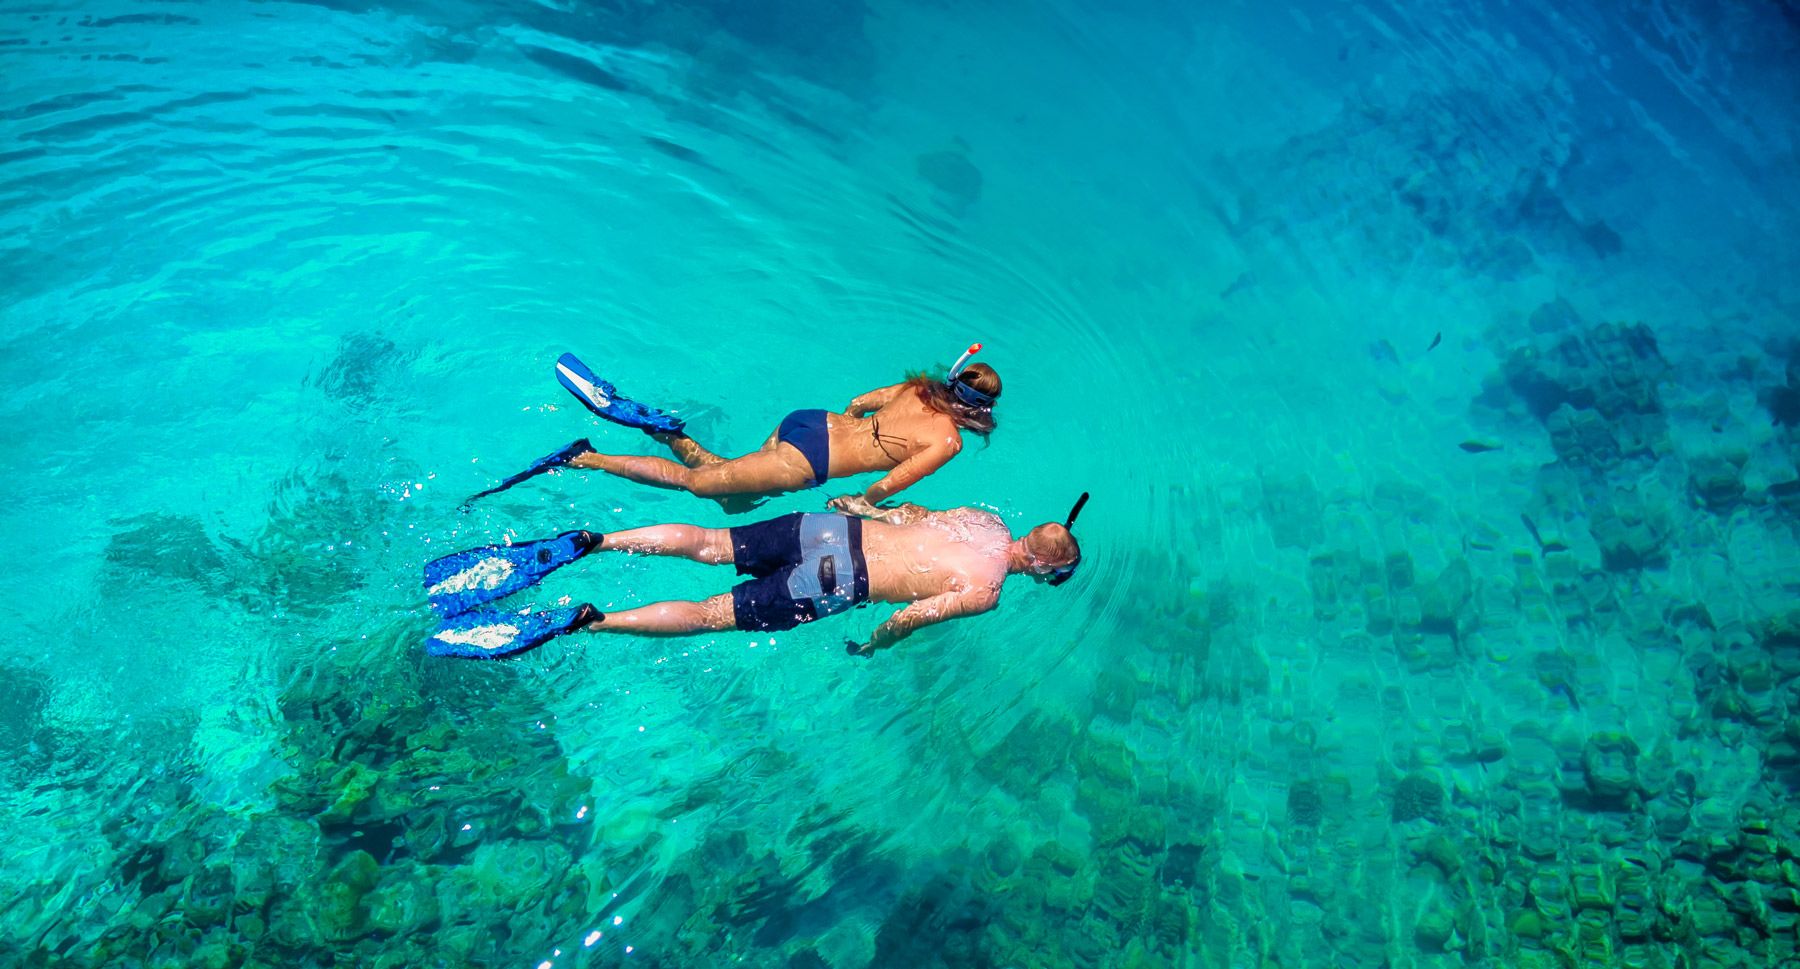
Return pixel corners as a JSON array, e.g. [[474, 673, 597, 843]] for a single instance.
[[465, 344, 1001, 512]]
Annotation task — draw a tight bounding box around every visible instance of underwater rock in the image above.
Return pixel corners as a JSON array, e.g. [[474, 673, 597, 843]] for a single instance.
[[1418, 558, 1474, 636], [365, 875, 441, 936], [1574, 907, 1613, 963], [1760, 611, 1800, 674], [182, 863, 237, 929], [308, 849, 380, 942], [982, 838, 1023, 881], [1589, 493, 1670, 572], [1158, 843, 1204, 890], [1580, 732, 1640, 806], [1528, 296, 1582, 335], [1090, 842, 1157, 927], [1259, 473, 1327, 549], [1688, 453, 1747, 512], [1614, 853, 1657, 940], [1412, 904, 1456, 952], [104, 512, 230, 590], [1286, 781, 1325, 827], [1413, 833, 1463, 878], [1545, 403, 1624, 467], [1385, 550, 1416, 589], [1495, 316, 1670, 471], [318, 760, 381, 826], [975, 713, 1078, 796], [1364, 585, 1395, 636], [1307, 553, 1341, 620], [1761, 351, 1800, 426], [1392, 772, 1444, 823], [1076, 734, 1137, 789], [463, 838, 570, 908], [1092, 666, 1143, 723], [0, 660, 52, 766], [309, 332, 416, 409]]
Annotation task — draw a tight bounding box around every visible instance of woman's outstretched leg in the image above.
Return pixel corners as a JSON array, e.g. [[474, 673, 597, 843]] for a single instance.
[[581, 594, 736, 636], [571, 448, 808, 498], [653, 431, 728, 468], [568, 450, 700, 490]]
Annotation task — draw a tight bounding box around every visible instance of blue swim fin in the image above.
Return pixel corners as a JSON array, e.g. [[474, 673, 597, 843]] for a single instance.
[[556, 352, 685, 434], [426, 603, 601, 659], [423, 530, 600, 617], [461, 438, 596, 507]]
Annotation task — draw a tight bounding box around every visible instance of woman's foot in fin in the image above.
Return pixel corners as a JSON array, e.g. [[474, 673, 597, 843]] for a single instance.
[[461, 438, 597, 507]]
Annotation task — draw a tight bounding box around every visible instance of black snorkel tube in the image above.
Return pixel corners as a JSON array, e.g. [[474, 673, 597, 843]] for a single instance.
[[1046, 491, 1089, 586], [946, 342, 997, 408]]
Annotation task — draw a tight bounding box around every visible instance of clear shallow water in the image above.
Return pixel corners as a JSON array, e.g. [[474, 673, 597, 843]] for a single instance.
[[2, 0, 1798, 966]]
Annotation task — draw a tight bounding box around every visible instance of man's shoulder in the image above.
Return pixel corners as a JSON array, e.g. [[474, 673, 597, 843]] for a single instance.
[[946, 506, 1006, 528]]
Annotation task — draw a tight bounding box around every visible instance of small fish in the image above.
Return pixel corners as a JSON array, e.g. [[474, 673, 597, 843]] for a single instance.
[[1520, 513, 1569, 554], [1459, 440, 1502, 453], [1427, 331, 1442, 351], [1220, 270, 1256, 300], [1548, 682, 1582, 710]]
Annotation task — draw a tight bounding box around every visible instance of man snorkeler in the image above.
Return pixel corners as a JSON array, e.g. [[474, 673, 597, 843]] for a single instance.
[[423, 494, 1089, 659]]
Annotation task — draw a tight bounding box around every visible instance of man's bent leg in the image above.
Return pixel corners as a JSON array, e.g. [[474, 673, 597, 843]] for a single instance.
[[583, 594, 736, 636], [601, 525, 733, 565]]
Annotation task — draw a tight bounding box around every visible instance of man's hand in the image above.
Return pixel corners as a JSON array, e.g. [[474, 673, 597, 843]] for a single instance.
[[827, 494, 879, 517], [844, 638, 874, 658]]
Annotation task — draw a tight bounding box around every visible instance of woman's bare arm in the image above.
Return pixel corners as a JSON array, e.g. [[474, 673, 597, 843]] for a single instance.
[[860, 441, 957, 503], [844, 383, 904, 417]]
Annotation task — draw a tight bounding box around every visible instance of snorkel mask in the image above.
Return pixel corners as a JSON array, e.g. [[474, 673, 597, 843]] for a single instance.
[[947, 342, 997, 408], [1045, 492, 1089, 586]]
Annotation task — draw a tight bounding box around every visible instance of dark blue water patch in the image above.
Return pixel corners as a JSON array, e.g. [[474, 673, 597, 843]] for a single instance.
[[0, 84, 163, 122], [151, 87, 269, 115], [1760, 344, 1800, 426], [76, 13, 202, 28], [266, 102, 400, 125], [19, 109, 152, 142], [0, 146, 48, 165], [916, 144, 983, 216], [518, 43, 633, 93], [641, 135, 712, 169]]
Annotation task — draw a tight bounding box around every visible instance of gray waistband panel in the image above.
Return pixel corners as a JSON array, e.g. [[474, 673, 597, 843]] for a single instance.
[[785, 513, 861, 618]]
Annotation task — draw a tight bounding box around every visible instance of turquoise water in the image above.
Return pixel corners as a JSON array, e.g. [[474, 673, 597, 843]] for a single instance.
[[4, 0, 1799, 965]]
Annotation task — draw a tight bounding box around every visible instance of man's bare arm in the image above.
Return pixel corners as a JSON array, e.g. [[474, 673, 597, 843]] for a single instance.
[[847, 589, 998, 656], [825, 495, 932, 524]]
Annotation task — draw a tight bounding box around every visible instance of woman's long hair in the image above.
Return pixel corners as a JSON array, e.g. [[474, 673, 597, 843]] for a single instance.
[[903, 362, 1000, 437]]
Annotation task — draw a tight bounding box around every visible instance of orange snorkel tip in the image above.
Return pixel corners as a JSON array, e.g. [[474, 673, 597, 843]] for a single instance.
[[948, 342, 982, 379]]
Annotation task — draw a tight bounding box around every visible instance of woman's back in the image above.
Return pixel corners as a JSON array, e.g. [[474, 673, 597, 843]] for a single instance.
[[826, 388, 960, 478]]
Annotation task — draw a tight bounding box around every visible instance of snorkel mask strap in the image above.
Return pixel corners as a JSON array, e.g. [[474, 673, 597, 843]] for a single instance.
[[1046, 491, 1090, 586], [946, 342, 996, 408]]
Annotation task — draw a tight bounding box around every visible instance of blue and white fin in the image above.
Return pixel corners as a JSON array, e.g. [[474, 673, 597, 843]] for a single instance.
[[426, 604, 599, 659], [423, 530, 599, 617], [555, 352, 685, 434]]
